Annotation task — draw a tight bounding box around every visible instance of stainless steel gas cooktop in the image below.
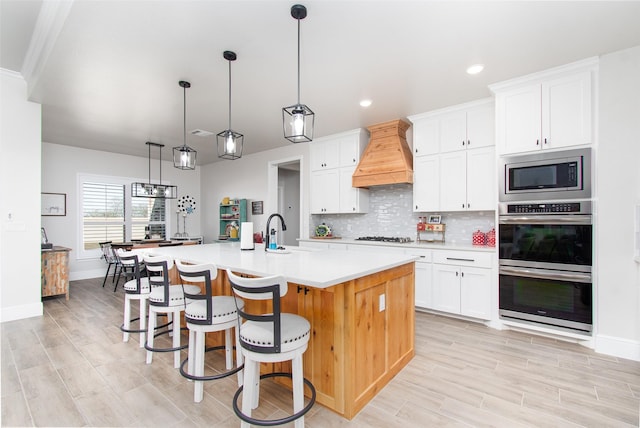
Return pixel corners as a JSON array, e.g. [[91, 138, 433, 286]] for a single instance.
[[355, 236, 413, 243]]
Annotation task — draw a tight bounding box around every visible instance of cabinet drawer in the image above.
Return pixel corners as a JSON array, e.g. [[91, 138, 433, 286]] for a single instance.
[[433, 250, 493, 268], [406, 248, 432, 263]]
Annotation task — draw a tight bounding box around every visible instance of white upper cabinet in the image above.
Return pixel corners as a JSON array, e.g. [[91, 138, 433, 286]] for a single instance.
[[309, 129, 369, 214], [412, 99, 495, 155], [409, 98, 495, 212], [413, 154, 440, 212], [412, 119, 439, 157], [491, 58, 597, 155], [310, 138, 339, 171]]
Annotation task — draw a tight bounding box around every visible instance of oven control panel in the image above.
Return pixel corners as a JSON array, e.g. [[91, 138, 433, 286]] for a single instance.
[[506, 202, 582, 214]]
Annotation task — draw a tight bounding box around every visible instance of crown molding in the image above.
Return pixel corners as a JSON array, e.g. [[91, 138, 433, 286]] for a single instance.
[[21, 0, 74, 99], [0, 68, 25, 81]]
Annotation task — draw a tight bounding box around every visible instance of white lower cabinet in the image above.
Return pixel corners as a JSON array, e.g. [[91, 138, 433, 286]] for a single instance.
[[407, 249, 432, 309], [431, 250, 493, 320]]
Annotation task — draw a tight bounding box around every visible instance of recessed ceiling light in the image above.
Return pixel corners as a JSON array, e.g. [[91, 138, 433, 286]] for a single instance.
[[359, 99, 372, 107], [466, 64, 484, 75]]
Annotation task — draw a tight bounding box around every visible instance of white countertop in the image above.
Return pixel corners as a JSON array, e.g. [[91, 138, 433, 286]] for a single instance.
[[148, 242, 417, 289], [299, 238, 497, 253]]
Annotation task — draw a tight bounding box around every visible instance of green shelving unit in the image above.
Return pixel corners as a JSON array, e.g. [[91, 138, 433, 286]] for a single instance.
[[219, 199, 247, 240]]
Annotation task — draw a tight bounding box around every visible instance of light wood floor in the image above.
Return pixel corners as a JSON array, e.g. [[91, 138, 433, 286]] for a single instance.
[[2, 277, 639, 427]]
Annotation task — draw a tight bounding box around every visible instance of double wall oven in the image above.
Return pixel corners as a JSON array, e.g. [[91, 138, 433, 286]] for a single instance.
[[498, 148, 593, 333]]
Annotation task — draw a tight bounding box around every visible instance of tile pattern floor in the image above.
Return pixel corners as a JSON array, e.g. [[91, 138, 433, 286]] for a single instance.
[[2, 277, 639, 427]]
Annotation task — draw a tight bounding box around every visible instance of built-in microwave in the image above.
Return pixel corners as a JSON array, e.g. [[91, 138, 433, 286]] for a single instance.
[[499, 148, 591, 202]]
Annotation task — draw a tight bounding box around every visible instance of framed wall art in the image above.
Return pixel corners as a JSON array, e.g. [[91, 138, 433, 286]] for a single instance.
[[427, 214, 441, 224], [252, 200, 263, 215], [41, 193, 66, 216]]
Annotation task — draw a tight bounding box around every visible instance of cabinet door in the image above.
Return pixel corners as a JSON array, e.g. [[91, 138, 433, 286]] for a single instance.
[[499, 85, 542, 154], [339, 166, 368, 213], [460, 266, 491, 320], [310, 169, 340, 214], [466, 147, 496, 211], [413, 155, 439, 212], [338, 134, 361, 167], [542, 71, 592, 150], [412, 118, 439, 157], [466, 103, 495, 150], [439, 111, 467, 153], [432, 264, 461, 313], [439, 151, 467, 211], [310, 138, 340, 171], [414, 261, 432, 309]]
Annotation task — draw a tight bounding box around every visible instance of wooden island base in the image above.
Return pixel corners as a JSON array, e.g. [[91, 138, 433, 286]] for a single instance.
[[186, 262, 415, 419]]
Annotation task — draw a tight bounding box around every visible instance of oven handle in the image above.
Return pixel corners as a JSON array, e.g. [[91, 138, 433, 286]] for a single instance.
[[499, 215, 592, 225], [499, 266, 592, 283]]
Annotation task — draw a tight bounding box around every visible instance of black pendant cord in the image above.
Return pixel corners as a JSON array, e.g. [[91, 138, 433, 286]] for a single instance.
[[228, 58, 232, 132], [183, 84, 187, 149], [148, 142, 152, 184], [159, 144, 162, 184], [297, 17, 301, 106]]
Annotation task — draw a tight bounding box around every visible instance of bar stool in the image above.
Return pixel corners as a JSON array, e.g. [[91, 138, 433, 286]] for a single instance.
[[175, 260, 244, 403], [144, 254, 200, 368], [226, 269, 316, 428], [118, 250, 150, 347]]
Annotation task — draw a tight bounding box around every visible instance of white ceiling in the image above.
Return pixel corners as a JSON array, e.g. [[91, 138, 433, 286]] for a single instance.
[[2, 1, 640, 165]]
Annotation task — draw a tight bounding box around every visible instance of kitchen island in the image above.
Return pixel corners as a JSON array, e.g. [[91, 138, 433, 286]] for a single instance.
[[150, 242, 416, 419]]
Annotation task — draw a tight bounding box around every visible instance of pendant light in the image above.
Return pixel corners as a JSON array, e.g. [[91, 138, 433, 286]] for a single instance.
[[173, 80, 197, 169], [282, 4, 314, 143], [217, 51, 243, 160], [132, 142, 178, 199]]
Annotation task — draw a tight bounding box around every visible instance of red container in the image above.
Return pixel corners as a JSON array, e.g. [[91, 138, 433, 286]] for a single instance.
[[472, 230, 486, 246], [486, 228, 496, 247]]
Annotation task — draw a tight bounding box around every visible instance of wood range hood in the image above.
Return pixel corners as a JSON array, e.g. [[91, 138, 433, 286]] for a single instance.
[[352, 119, 413, 188]]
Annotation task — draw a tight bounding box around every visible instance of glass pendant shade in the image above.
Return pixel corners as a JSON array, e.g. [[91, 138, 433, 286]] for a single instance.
[[283, 103, 314, 143], [173, 145, 197, 169], [132, 142, 178, 199], [218, 50, 243, 160], [173, 80, 197, 170], [217, 129, 243, 160], [283, 4, 314, 143]]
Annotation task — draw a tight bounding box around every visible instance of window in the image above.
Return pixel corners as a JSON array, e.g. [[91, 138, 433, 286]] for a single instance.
[[82, 181, 125, 251], [78, 174, 169, 259]]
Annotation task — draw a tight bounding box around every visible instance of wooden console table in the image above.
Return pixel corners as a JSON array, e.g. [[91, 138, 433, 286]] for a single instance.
[[41, 246, 71, 300]]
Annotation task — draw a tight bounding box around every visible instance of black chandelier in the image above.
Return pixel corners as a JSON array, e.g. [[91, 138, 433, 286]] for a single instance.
[[217, 51, 243, 160], [132, 142, 178, 199], [282, 4, 314, 143], [173, 80, 197, 169]]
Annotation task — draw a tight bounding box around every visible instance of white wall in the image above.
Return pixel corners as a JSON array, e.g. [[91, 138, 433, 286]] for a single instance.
[[200, 144, 309, 245], [595, 45, 640, 360], [279, 168, 301, 246], [41, 143, 201, 280], [1, 70, 43, 322]]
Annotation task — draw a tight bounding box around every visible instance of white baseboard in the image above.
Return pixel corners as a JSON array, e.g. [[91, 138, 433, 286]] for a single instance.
[[70, 269, 104, 281], [1, 302, 43, 323], [595, 334, 640, 362]]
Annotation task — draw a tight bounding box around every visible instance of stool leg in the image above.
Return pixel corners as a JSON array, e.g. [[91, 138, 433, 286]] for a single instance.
[[123, 295, 131, 343], [292, 354, 305, 428], [172, 310, 181, 368], [167, 313, 173, 337], [241, 357, 258, 428], [187, 329, 195, 381], [225, 328, 233, 370], [194, 330, 204, 403], [235, 326, 244, 387], [139, 298, 147, 348], [146, 310, 156, 364]]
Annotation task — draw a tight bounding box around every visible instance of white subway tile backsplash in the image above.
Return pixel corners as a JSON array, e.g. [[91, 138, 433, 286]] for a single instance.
[[311, 184, 495, 244]]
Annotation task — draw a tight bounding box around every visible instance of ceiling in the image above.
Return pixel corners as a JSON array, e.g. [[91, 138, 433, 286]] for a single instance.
[[2, 1, 640, 165]]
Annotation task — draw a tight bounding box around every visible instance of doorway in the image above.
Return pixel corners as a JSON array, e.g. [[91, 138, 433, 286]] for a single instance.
[[268, 157, 302, 246]]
